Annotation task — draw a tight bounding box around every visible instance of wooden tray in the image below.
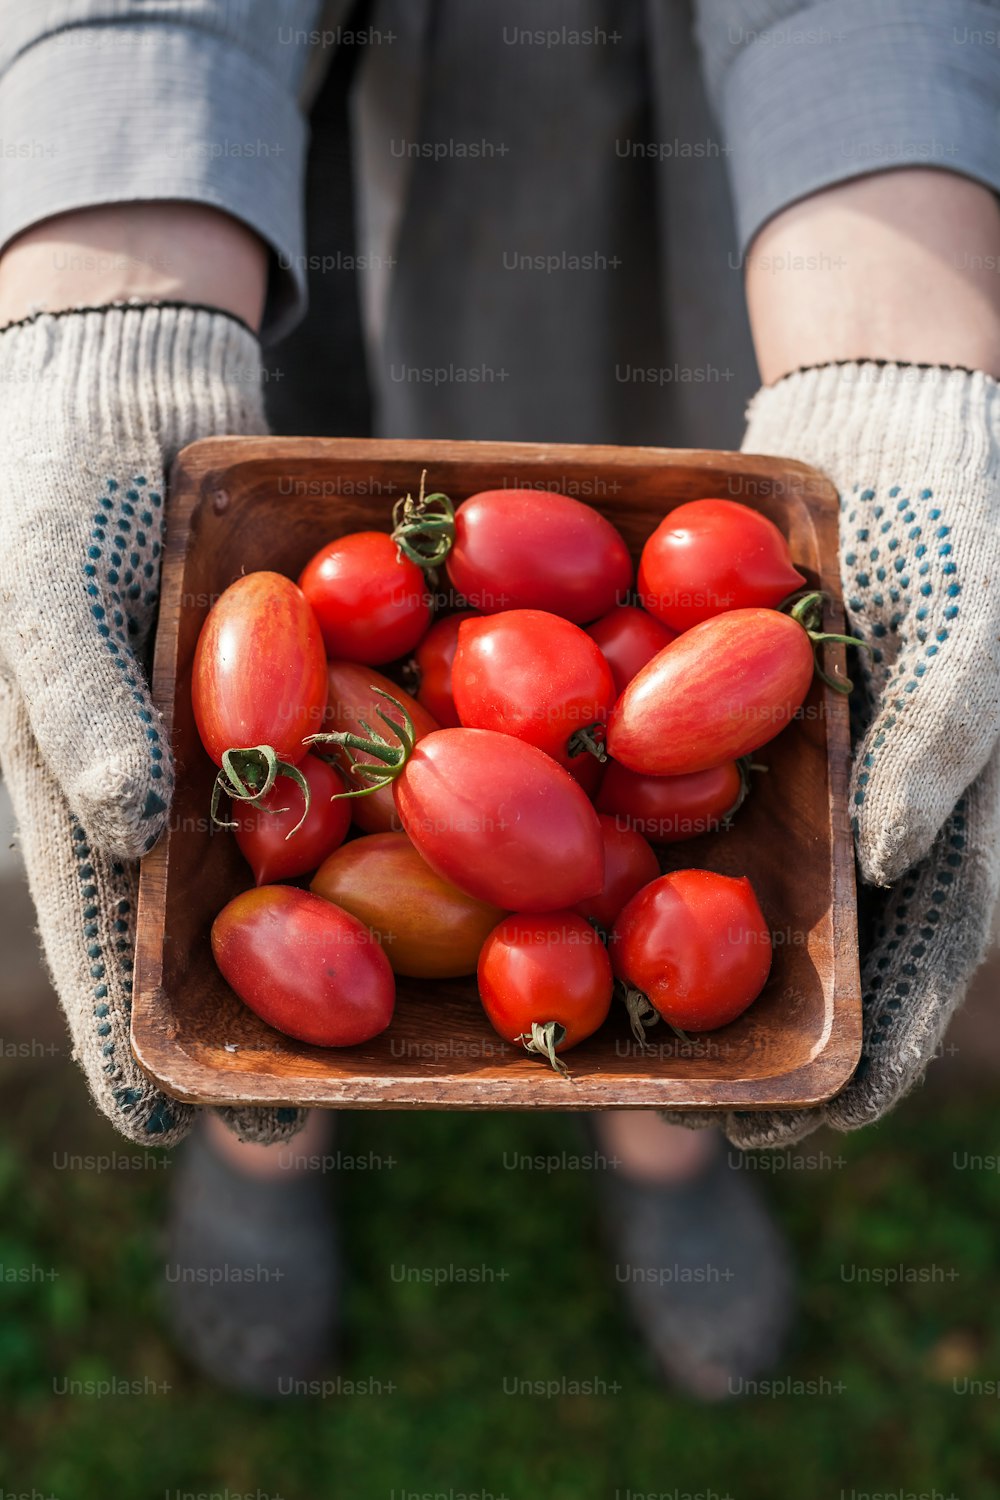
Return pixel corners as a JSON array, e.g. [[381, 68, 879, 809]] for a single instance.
[[133, 438, 861, 1110]]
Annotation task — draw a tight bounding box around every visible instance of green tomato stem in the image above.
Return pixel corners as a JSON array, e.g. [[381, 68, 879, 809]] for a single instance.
[[210, 746, 310, 838], [305, 687, 416, 799], [390, 469, 455, 573], [567, 724, 608, 762], [516, 1021, 572, 1079]]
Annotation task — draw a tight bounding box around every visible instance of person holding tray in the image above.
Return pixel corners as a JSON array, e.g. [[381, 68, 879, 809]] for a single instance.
[[1, 0, 998, 1401]]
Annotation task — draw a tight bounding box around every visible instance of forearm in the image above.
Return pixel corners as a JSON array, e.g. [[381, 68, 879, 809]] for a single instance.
[[746, 169, 1000, 384], [0, 203, 268, 332]]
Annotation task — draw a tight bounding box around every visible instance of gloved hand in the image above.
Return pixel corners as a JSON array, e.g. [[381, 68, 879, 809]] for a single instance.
[[0, 303, 306, 1148], [666, 361, 1000, 1147]]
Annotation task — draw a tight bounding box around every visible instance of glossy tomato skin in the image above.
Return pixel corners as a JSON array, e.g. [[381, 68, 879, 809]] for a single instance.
[[597, 760, 743, 844], [311, 832, 505, 978], [446, 490, 633, 624], [299, 531, 431, 665], [638, 498, 805, 633], [393, 728, 604, 912], [478, 912, 613, 1052], [412, 611, 476, 728], [611, 870, 771, 1031], [193, 571, 327, 767], [574, 814, 660, 929], [452, 610, 616, 771], [606, 609, 814, 775], [233, 754, 351, 885], [585, 606, 678, 695], [324, 661, 440, 834], [212, 886, 395, 1046]]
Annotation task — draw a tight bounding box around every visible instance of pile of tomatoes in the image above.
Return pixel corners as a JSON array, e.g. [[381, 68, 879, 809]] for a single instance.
[[192, 480, 857, 1073]]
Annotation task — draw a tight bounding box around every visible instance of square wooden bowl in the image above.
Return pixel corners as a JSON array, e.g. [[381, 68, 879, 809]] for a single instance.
[[133, 438, 861, 1111]]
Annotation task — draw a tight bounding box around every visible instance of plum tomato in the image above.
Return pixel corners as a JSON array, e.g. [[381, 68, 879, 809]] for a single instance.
[[610, 869, 771, 1033], [212, 886, 395, 1046], [392, 728, 605, 912], [585, 605, 678, 695], [452, 610, 616, 771], [596, 760, 744, 843], [411, 611, 476, 728], [192, 571, 327, 768], [233, 753, 351, 885], [477, 912, 614, 1074], [638, 498, 805, 632], [324, 661, 440, 834], [311, 831, 505, 979], [573, 814, 660, 930], [445, 489, 633, 624], [299, 530, 431, 665], [606, 608, 816, 775]]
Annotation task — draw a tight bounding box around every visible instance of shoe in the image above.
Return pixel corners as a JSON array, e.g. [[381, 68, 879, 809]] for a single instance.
[[163, 1121, 339, 1396], [597, 1136, 794, 1399]]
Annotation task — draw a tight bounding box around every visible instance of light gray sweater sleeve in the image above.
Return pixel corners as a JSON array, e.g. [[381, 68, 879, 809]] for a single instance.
[[0, 0, 329, 340], [693, 0, 1000, 252]]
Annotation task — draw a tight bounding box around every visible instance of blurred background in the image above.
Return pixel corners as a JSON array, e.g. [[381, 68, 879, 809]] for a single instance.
[[3, 775, 1000, 1496]]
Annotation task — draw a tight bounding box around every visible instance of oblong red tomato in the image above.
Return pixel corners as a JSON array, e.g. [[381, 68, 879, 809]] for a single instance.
[[299, 530, 431, 665], [446, 489, 633, 624], [192, 572, 327, 767], [412, 611, 476, 728], [325, 661, 440, 834], [478, 912, 613, 1061], [452, 610, 616, 772], [638, 498, 805, 632], [212, 886, 395, 1046], [233, 754, 351, 885], [311, 832, 505, 978], [606, 609, 814, 775], [393, 728, 604, 911], [585, 605, 677, 695], [596, 760, 743, 844], [610, 869, 771, 1031], [573, 814, 660, 929]]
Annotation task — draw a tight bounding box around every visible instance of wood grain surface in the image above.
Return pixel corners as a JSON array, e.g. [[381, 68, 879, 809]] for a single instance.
[[133, 438, 861, 1110]]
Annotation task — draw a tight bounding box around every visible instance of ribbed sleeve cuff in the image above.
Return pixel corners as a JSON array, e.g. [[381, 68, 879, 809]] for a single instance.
[[0, 23, 310, 342], [721, 0, 1000, 252]]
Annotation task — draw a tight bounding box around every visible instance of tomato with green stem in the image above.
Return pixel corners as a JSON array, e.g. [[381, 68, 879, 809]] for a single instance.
[[606, 594, 865, 775], [585, 605, 678, 695], [452, 610, 616, 771], [212, 886, 395, 1047], [192, 571, 328, 834], [638, 498, 806, 632], [478, 912, 614, 1076], [233, 753, 351, 885], [610, 869, 771, 1036], [323, 661, 439, 834]]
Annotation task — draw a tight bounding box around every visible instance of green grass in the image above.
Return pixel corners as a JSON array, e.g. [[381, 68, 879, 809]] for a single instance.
[[3, 1051, 1000, 1498]]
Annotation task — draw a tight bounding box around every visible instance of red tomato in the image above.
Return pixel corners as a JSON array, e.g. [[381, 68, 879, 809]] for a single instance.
[[412, 611, 476, 728], [192, 572, 327, 767], [324, 661, 440, 834], [611, 870, 771, 1031], [446, 489, 633, 624], [606, 609, 815, 775], [452, 610, 616, 772], [233, 754, 351, 885], [299, 531, 431, 664], [585, 606, 678, 695], [212, 886, 395, 1046], [392, 728, 604, 912], [478, 912, 614, 1071], [574, 814, 661, 929], [638, 498, 805, 632], [597, 760, 744, 843]]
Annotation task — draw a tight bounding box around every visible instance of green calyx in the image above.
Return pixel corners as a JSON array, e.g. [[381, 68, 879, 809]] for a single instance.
[[391, 469, 455, 573], [516, 1020, 572, 1079], [306, 687, 415, 799], [210, 745, 310, 838], [785, 589, 871, 694], [619, 983, 661, 1047]]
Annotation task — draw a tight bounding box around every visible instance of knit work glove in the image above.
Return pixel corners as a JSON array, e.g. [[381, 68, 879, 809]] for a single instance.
[[666, 361, 1000, 1147], [0, 304, 306, 1148]]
